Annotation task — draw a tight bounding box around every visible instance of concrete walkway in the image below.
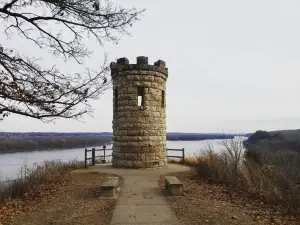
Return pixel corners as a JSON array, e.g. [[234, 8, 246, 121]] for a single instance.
[[91, 163, 190, 225]]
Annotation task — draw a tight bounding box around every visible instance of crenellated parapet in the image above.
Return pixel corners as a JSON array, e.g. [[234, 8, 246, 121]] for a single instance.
[[110, 56, 168, 79]]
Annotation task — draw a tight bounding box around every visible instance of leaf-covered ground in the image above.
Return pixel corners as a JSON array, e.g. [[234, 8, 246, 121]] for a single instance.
[[160, 170, 300, 225], [0, 170, 121, 225]]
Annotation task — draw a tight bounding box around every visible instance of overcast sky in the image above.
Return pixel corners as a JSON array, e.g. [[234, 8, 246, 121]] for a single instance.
[[1, 0, 300, 133]]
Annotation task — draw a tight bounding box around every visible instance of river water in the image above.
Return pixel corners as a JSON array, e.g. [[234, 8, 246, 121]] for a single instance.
[[0, 138, 242, 182]]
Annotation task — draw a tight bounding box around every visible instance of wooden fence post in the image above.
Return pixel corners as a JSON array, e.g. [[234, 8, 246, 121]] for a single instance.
[[92, 148, 95, 166], [103, 146, 106, 161], [84, 148, 87, 168], [182, 148, 185, 164]]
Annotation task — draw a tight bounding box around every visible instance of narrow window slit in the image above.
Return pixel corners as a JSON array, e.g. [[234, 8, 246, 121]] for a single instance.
[[137, 87, 144, 106], [114, 88, 118, 109], [161, 90, 165, 107]]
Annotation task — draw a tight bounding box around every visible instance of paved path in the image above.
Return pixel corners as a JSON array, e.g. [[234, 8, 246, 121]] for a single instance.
[[91, 163, 190, 225]]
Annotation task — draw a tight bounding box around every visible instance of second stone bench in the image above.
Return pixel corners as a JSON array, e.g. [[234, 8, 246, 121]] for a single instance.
[[165, 176, 183, 196]]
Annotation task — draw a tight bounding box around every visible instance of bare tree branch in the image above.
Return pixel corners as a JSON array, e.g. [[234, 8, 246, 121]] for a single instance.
[[0, 0, 144, 121]]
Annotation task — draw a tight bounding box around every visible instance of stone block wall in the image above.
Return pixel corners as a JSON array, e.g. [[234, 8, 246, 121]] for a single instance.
[[110, 56, 168, 168]]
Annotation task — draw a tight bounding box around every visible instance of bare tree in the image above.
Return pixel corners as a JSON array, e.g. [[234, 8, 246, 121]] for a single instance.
[[220, 135, 245, 177], [0, 0, 143, 121]]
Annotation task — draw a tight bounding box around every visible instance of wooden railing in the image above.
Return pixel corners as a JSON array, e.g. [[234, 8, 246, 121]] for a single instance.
[[167, 148, 185, 164], [84, 146, 112, 168], [84, 147, 185, 167]]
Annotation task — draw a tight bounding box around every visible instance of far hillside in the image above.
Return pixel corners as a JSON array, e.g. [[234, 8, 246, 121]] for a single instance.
[[244, 129, 300, 153]]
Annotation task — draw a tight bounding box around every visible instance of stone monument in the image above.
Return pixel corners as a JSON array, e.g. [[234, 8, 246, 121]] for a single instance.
[[110, 56, 168, 168]]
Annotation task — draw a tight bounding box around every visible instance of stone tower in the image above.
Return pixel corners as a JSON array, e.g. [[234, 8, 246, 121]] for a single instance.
[[110, 56, 168, 168]]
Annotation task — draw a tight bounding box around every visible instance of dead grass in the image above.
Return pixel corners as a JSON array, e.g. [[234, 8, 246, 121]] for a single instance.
[[168, 156, 201, 166], [180, 138, 300, 215], [1, 170, 122, 225], [167, 158, 183, 164], [0, 159, 86, 203], [162, 170, 300, 225]]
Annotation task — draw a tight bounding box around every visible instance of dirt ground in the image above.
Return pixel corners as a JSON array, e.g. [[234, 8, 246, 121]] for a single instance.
[[2, 170, 122, 225], [160, 170, 300, 225]]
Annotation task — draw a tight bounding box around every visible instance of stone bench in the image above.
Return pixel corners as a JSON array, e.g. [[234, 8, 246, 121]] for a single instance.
[[101, 176, 119, 197], [165, 176, 183, 196]]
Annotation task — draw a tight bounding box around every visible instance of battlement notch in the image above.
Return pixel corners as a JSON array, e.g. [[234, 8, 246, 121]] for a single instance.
[[110, 56, 168, 77]]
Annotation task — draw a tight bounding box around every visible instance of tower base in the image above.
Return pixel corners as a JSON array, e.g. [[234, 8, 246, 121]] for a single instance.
[[111, 158, 167, 169]]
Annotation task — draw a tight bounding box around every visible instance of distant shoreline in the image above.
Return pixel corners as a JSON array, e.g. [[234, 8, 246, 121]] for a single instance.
[[0, 133, 250, 154], [0, 136, 112, 154], [0, 132, 251, 136], [0, 143, 112, 154], [0, 137, 243, 154]]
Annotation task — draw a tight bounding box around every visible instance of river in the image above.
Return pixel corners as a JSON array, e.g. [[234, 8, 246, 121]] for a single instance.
[[0, 138, 243, 182]]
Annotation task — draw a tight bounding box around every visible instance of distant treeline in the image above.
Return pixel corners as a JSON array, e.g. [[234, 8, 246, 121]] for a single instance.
[[0, 136, 112, 153], [0, 133, 247, 153], [166, 134, 235, 141], [0, 132, 112, 139], [0, 132, 249, 139]]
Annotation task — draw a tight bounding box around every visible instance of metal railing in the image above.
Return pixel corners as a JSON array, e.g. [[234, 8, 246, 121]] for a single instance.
[[84, 147, 185, 167], [167, 148, 185, 164], [84, 146, 112, 168]]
